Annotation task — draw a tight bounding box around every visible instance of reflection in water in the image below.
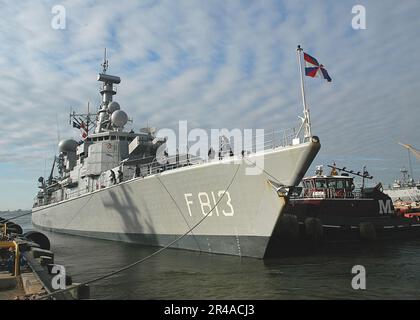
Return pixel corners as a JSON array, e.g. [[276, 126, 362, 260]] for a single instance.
[[4, 212, 420, 299], [45, 231, 420, 300]]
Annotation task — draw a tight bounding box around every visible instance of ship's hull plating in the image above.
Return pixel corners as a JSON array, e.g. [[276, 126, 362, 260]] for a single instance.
[[32, 141, 320, 258]]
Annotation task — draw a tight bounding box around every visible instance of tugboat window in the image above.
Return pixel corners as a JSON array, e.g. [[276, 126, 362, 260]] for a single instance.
[[327, 179, 336, 188], [336, 180, 345, 189], [345, 180, 353, 189], [316, 179, 326, 188]]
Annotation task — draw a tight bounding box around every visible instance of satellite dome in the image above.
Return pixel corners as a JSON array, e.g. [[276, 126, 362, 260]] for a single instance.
[[108, 101, 120, 114], [58, 139, 78, 153], [111, 110, 128, 128]]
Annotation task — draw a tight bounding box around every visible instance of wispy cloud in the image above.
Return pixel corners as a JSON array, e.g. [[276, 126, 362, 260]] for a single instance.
[[0, 0, 419, 209]]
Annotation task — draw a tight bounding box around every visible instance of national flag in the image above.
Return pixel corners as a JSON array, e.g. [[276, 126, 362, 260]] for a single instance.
[[80, 121, 88, 139], [304, 52, 332, 82], [72, 121, 80, 129]]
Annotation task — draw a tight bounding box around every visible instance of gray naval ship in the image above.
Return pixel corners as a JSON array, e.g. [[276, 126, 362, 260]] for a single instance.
[[32, 55, 320, 258], [384, 167, 420, 202]]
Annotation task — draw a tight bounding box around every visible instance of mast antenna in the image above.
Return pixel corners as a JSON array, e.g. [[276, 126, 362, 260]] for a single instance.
[[101, 48, 109, 73], [296, 45, 312, 140]]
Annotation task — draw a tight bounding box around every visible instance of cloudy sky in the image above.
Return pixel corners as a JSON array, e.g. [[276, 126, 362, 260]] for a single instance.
[[0, 0, 419, 210]]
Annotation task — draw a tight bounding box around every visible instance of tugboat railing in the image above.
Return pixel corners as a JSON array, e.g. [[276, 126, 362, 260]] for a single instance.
[[302, 188, 357, 199]]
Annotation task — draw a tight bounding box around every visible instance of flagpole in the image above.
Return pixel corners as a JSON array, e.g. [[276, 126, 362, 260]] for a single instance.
[[296, 45, 312, 139]]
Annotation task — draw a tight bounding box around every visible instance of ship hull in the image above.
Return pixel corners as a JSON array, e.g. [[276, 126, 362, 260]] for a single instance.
[[32, 141, 320, 258]]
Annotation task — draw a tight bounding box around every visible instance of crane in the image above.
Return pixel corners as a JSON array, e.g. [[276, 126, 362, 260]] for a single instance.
[[399, 142, 420, 180], [398, 142, 420, 161]]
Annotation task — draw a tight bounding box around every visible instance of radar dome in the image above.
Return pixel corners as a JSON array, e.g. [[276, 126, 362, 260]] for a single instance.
[[108, 101, 120, 114], [111, 110, 128, 128], [58, 139, 78, 153]]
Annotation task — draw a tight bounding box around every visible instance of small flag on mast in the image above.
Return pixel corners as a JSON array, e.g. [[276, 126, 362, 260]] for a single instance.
[[304, 52, 332, 82], [72, 121, 81, 129], [80, 121, 88, 140]]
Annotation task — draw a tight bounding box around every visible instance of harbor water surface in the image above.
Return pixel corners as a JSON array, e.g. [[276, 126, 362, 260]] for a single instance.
[[8, 212, 420, 299]]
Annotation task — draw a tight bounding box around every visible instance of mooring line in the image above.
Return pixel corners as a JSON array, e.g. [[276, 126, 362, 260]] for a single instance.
[[1, 211, 32, 222], [243, 156, 283, 185], [155, 174, 202, 252]]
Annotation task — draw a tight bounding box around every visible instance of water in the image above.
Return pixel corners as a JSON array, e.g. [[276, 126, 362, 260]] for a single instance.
[[3, 212, 420, 299]]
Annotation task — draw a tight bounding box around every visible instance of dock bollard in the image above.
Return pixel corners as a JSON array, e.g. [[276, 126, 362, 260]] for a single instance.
[[40, 255, 54, 266], [69, 284, 90, 300], [32, 248, 54, 260]]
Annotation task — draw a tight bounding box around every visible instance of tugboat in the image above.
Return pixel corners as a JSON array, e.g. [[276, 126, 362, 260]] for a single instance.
[[281, 164, 420, 245]]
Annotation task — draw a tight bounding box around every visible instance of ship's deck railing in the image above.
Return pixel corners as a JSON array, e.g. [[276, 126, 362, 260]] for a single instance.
[[242, 126, 300, 152], [33, 125, 305, 205], [134, 126, 301, 175]]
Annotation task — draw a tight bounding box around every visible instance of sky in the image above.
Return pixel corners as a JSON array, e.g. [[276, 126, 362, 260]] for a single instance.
[[0, 0, 419, 210]]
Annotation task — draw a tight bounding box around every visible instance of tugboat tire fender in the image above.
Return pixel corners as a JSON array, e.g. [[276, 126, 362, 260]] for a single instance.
[[304, 217, 323, 240], [5, 222, 23, 235], [277, 214, 300, 240], [359, 222, 376, 241], [23, 231, 51, 250]]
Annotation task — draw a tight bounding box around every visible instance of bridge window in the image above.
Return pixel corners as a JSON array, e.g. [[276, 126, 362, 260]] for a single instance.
[[336, 180, 345, 189], [327, 179, 336, 188], [345, 180, 354, 189], [315, 179, 326, 188]]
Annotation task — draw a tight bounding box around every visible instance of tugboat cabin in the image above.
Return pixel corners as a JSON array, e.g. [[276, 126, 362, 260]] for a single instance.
[[301, 166, 355, 199], [285, 164, 394, 219]]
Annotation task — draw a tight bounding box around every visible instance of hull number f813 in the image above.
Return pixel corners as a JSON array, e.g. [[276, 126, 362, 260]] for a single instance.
[[184, 191, 235, 217]]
